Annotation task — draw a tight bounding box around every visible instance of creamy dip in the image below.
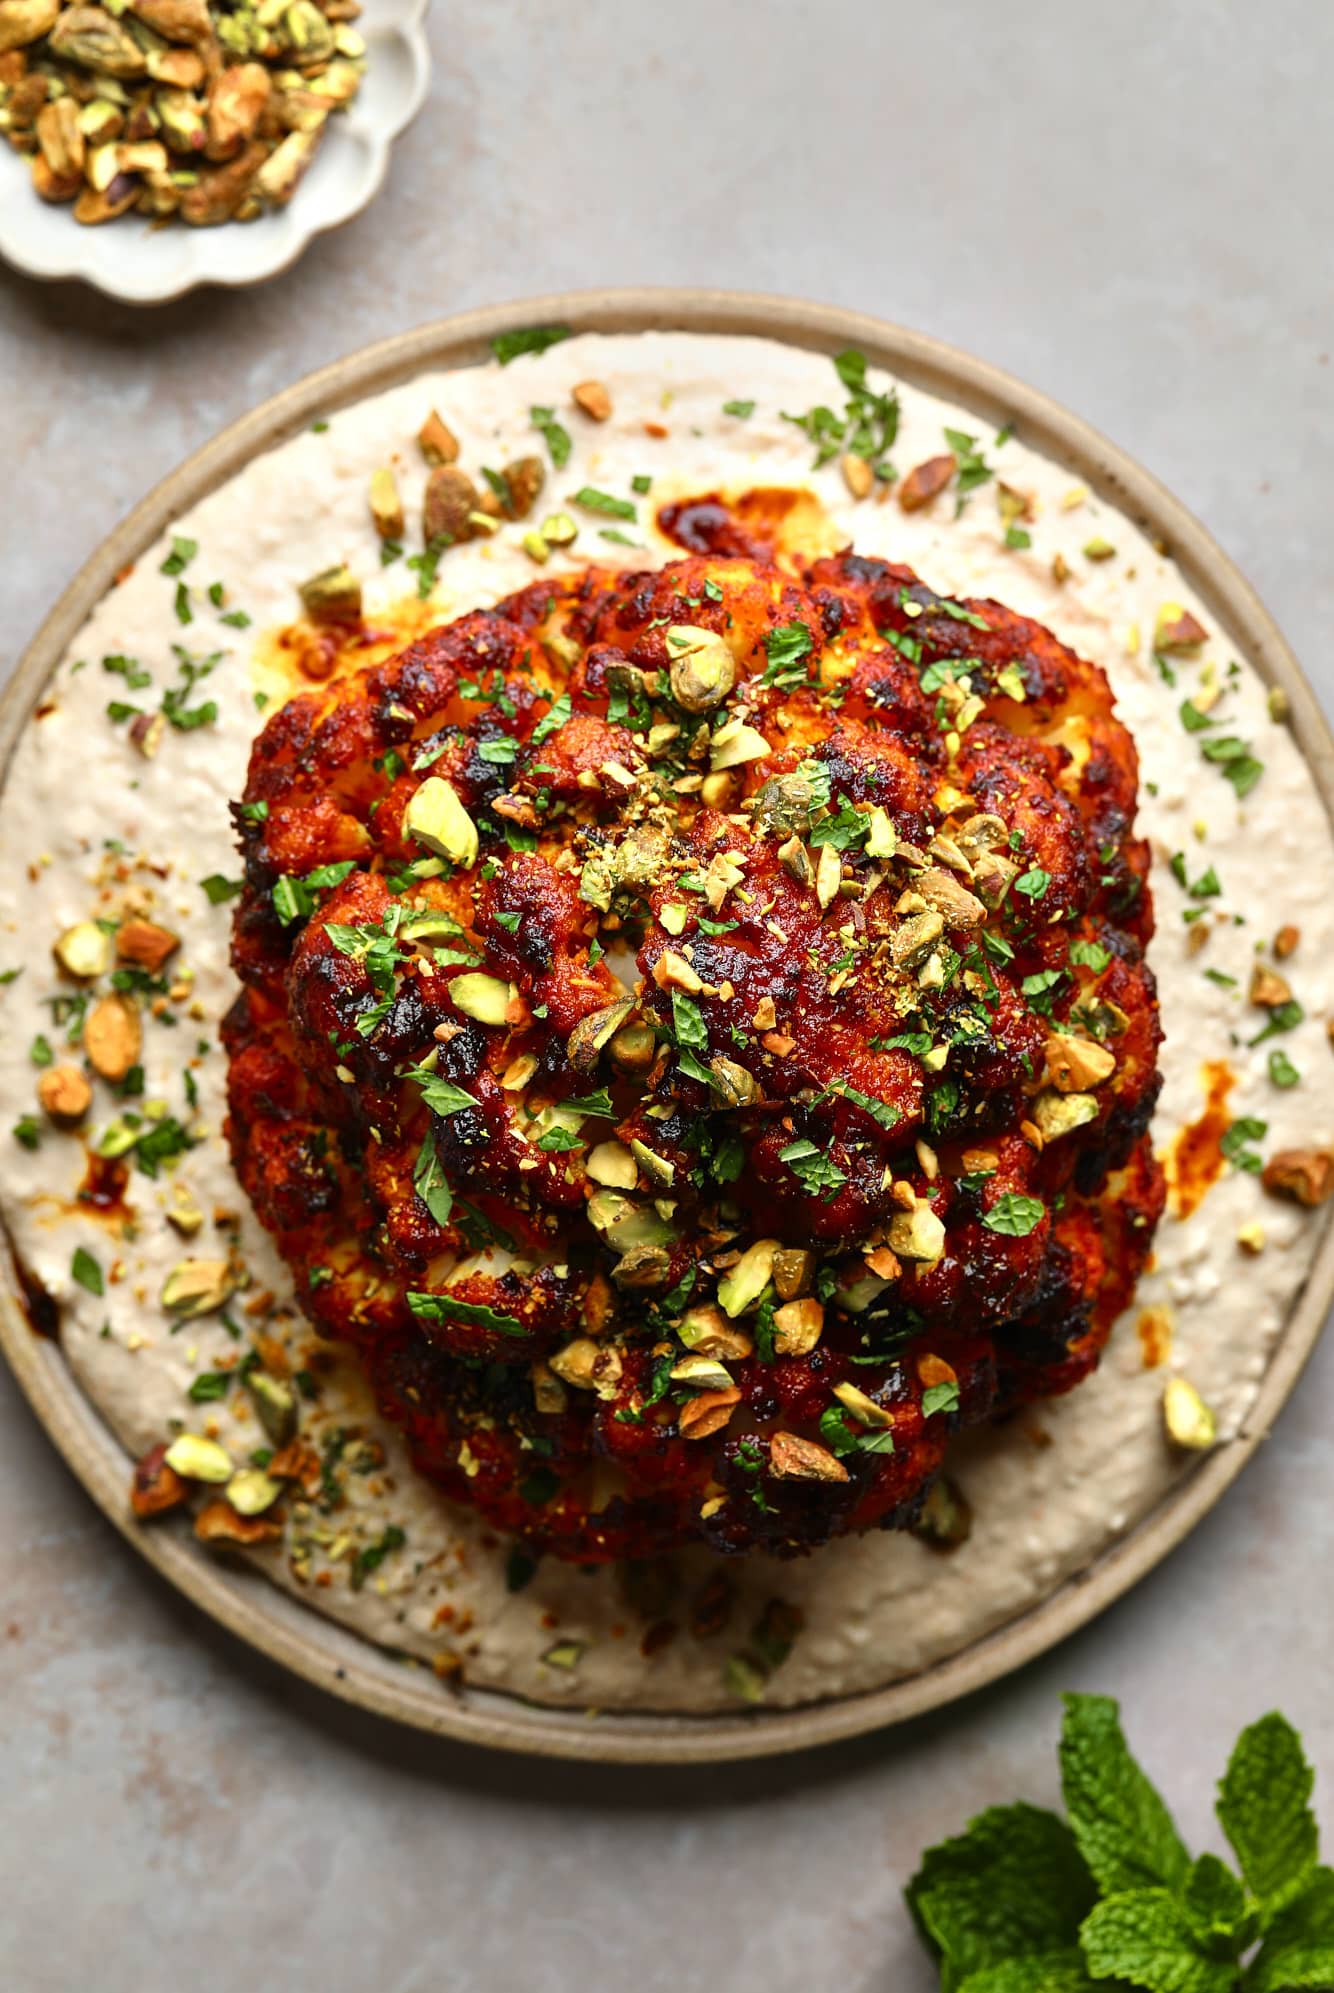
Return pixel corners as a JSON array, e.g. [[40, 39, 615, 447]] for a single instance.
[[1, 330, 1331, 1715]]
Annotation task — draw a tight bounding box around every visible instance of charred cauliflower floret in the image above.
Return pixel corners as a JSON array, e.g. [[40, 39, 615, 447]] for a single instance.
[[224, 546, 1164, 1562]]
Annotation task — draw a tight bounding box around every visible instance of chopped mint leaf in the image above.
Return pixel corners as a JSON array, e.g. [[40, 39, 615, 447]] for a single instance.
[[982, 1193, 1044, 1237], [71, 1246, 103, 1296], [530, 404, 571, 467]]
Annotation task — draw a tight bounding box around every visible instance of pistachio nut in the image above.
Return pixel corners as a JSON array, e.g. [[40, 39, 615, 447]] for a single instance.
[[585, 1140, 638, 1190], [369, 465, 405, 541], [771, 1247, 815, 1301], [423, 464, 481, 547], [666, 625, 736, 713], [226, 1466, 283, 1516], [161, 1257, 237, 1318], [404, 776, 479, 868], [677, 1304, 753, 1362], [128, 0, 213, 39], [176, 138, 262, 222], [156, 86, 207, 150], [887, 1202, 947, 1263], [53, 919, 111, 979], [36, 94, 85, 178], [49, 6, 147, 76], [911, 1474, 973, 1550], [566, 997, 636, 1072], [669, 1352, 734, 1393], [767, 1431, 850, 1484], [253, 124, 316, 203], [83, 993, 142, 1082], [1162, 1376, 1217, 1451], [716, 1238, 778, 1318], [283, 0, 335, 63], [205, 59, 269, 158], [37, 1063, 93, 1126], [164, 1432, 233, 1483], [1032, 1088, 1099, 1141], [772, 1296, 824, 1357], [298, 561, 361, 624], [448, 972, 511, 1026], [611, 1242, 672, 1289], [628, 1137, 674, 1189], [246, 1369, 297, 1445], [418, 409, 459, 466], [709, 720, 769, 772], [0, 0, 58, 51], [832, 1380, 894, 1429]]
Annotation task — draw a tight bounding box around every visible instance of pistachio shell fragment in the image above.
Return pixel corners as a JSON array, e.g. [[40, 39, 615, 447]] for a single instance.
[[164, 1432, 233, 1482], [404, 776, 479, 868]]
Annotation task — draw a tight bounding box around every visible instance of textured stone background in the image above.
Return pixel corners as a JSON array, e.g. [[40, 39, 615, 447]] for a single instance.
[[2, 4, 1333, 1987]]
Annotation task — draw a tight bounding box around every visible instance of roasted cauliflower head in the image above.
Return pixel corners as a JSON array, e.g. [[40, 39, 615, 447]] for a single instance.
[[225, 546, 1164, 1562]]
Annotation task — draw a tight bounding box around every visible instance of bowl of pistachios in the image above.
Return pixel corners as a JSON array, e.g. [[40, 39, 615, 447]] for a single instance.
[[0, 0, 429, 302]]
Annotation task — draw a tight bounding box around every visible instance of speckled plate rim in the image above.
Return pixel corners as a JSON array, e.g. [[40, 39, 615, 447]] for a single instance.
[[3, 288, 1332, 1765]]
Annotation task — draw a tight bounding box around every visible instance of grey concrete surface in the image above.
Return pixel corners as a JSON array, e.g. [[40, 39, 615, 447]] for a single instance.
[[2, 3, 1332, 1988]]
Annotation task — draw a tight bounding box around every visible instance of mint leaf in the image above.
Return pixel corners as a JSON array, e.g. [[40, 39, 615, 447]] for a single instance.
[[1248, 1868, 1334, 1990], [1080, 1889, 1237, 1991], [1181, 1854, 1256, 1959], [1218, 1715, 1318, 1920], [1060, 1695, 1191, 1897], [959, 1956, 1099, 1993], [907, 1803, 1096, 1981]]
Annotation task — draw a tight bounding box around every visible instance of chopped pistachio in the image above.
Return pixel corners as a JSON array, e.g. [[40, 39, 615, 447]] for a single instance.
[[404, 776, 479, 868], [665, 625, 736, 712], [369, 467, 405, 541], [161, 1257, 237, 1318], [585, 1139, 638, 1190], [53, 920, 111, 979], [164, 1433, 233, 1483], [1163, 1376, 1217, 1451], [226, 1466, 282, 1516], [299, 563, 361, 624], [716, 1238, 778, 1317], [448, 972, 511, 1026]]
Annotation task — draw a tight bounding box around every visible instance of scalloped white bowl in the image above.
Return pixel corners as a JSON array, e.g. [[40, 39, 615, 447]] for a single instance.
[[0, 0, 430, 304]]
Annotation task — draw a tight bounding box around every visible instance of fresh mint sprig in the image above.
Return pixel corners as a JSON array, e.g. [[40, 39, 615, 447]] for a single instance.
[[907, 1696, 1334, 1992]]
